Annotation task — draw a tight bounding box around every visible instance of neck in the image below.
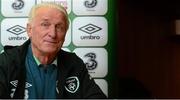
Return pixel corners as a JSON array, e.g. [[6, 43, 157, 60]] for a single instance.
[[31, 47, 57, 65], [36, 54, 56, 64]]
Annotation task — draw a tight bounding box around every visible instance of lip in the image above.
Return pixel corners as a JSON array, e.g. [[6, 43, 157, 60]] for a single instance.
[[44, 40, 57, 44]]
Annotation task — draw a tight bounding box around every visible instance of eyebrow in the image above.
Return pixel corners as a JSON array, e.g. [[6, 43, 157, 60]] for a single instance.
[[40, 18, 65, 25], [41, 18, 49, 21]]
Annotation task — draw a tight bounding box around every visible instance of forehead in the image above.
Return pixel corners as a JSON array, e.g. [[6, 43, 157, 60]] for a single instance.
[[35, 7, 66, 20]]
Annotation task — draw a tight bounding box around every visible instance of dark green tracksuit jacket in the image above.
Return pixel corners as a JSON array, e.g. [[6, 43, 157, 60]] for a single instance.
[[0, 40, 106, 99]]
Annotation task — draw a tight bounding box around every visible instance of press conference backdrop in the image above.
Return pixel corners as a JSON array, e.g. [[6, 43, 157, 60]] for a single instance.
[[0, 0, 117, 97]]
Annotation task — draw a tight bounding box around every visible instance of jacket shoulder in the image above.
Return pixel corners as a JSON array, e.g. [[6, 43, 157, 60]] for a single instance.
[[58, 49, 88, 77], [58, 50, 85, 68]]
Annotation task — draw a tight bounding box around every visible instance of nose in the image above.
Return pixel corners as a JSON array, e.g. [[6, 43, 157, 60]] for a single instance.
[[49, 25, 56, 38]]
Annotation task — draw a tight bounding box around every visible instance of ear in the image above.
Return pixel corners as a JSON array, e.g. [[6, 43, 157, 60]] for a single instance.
[[26, 23, 32, 38]]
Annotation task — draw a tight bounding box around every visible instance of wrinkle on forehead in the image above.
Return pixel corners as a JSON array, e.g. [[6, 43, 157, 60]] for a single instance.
[[33, 7, 66, 22]]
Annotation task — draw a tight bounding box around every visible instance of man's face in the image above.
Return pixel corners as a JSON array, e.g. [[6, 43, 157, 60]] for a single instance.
[[27, 7, 67, 54]]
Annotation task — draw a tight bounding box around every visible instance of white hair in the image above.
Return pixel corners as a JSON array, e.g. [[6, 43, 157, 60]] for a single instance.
[[28, 2, 69, 29]]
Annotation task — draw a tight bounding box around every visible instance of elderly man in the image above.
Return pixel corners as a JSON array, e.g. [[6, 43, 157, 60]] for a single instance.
[[0, 2, 106, 99]]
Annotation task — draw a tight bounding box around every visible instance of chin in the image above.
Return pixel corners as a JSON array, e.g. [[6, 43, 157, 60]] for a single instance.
[[42, 47, 58, 54], [41, 43, 61, 53]]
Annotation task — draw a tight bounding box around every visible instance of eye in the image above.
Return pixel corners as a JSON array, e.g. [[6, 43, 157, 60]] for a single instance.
[[41, 22, 50, 27], [56, 24, 65, 32]]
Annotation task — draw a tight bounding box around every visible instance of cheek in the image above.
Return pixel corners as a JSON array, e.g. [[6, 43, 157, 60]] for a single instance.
[[30, 29, 42, 42], [58, 33, 66, 41], [32, 27, 44, 37]]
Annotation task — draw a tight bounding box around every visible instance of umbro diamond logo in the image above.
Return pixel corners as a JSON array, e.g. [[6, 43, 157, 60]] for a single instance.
[[79, 23, 102, 34]]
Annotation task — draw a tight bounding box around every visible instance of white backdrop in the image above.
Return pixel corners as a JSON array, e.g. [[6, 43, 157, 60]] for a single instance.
[[0, 0, 108, 96]]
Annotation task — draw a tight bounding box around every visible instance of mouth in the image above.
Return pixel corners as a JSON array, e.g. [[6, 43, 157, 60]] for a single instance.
[[44, 40, 58, 44]]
